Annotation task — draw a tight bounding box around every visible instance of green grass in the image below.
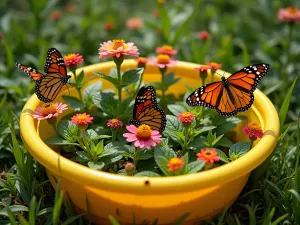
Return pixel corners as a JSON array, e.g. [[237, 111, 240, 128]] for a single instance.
[[1, 0, 300, 224]]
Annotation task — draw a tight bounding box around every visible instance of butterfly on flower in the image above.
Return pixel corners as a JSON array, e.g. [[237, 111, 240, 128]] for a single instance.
[[129, 86, 166, 133], [16, 48, 71, 103], [186, 64, 270, 116]]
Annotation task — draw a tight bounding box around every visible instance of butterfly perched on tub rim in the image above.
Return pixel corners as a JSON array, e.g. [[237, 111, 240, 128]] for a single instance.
[[16, 48, 72, 103], [186, 63, 270, 116], [129, 86, 166, 133]]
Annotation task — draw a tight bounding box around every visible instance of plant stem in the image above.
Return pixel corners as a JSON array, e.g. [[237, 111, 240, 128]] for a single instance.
[[72, 69, 83, 101], [114, 57, 124, 114], [81, 129, 89, 152], [134, 147, 141, 167], [182, 127, 189, 155], [112, 130, 116, 142]]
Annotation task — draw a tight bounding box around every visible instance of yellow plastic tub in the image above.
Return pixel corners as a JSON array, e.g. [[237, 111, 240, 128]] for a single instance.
[[20, 60, 280, 225]]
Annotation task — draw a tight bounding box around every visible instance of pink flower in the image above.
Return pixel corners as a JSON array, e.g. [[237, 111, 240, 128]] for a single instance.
[[242, 122, 264, 140], [177, 112, 195, 127], [278, 7, 300, 23], [148, 54, 177, 68], [64, 53, 84, 67], [197, 31, 211, 40], [99, 39, 139, 59], [155, 45, 177, 56], [126, 18, 144, 30], [32, 102, 68, 120], [123, 124, 162, 150], [107, 118, 123, 129]]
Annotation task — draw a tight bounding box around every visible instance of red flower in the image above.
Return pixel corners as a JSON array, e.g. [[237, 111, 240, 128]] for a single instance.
[[197, 31, 211, 40], [167, 158, 184, 172], [71, 113, 93, 130], [177, 112, 195, 127], [242, 122, 264, 140], [104, 21, 115, 31], [155, 45, 177, 56], [64, 53, 84, 68], [197, 148, 219, 165], [278, 7, 300, 23], [194, 65, 212, 73], [107, 118, 123, 129], [50, 10, 62, 21], [206, 62, 222, 70], [135, 57, 148, 67]]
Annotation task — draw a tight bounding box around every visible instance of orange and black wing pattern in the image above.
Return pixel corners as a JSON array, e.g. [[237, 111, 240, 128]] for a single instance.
[[15, 63, 44, 81], [44, 48, 67, 76], [129, 86, 166, 133], [186, 64, 270, 116]]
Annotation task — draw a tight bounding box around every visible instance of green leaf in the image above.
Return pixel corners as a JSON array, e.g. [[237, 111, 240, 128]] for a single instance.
[[190, 136, 206, 148], [75, 151, 90, 162], [121, 68, 143, 87], [87, 161, 105, 170], [135, 171, 161, 177], [184, 160, 205, 174], [167, 104, 187, 116], [193, 126, 216, 136], [164, 72, 181, 88], [0, 205, 29, 217], [216, 149, 229, 163], [57, 120, 79, 140], [214, 116, 244, 134], [139, 149, 153, 160], [165, 115, 183, 132], [62, 96, 85, 111], [157, 3, 171, 42], [83, 81, 102, 100], [279, 77, 297, 127], [75, 70, 85, 85], [229, 142, 251, 158], [45, 137, 76, 146], [94, 72, 118, 88], [154, 146, 176, 176], [92, 91, 117, 116]]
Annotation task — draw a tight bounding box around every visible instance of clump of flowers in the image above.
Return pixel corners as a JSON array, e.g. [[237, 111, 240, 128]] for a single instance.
[[123, 124, 162, 150], [278, 7, 300, 23], [167, 158, 184, 172], [197, 31, 210, 40], [99, 39, 139, 59], [148, 54, 177, 68], [32, 102, 68, 121], [71, 113, 93, 130], [197, 148, 220, 170], [64, 53, 84, 68], [243, 123, 264, 143], [156, 45, 177, 56], [178, 112, 195, 127], [126, 17, 144, 30], [50, 10, 62, 21]]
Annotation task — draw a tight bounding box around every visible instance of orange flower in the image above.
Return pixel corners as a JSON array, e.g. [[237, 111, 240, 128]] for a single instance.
[[242, 122, 264, 140], [50, 10, 62, 21], [197, 31, 210, 40], [194, 65, 212, 73], [278, 7, 300, 23], [66, 2, 77, 13], [156, 45, 177, 56], [206, 62, 222, 70], [148, 54, 177, 68], [167, 158, 184, 172], [107, 118, 123, 129], [126, 18, 144, 30], [157, 0, 164, 4], [104, 21, 115, 31], [64, 53, 84, 68], [177, 112, 195, 127], [197, 148, 219, 165], [71, 113, 93, 130], [135, 57, 148, 67]]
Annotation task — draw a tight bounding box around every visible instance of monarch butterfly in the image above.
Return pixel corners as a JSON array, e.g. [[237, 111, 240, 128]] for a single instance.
[[16, 48, 71, 103], [186, 63, 270, 116], [129, 86, 166, 133]]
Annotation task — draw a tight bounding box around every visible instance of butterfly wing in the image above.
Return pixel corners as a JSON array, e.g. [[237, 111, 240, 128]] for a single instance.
[[35, 73, 66, 102], [15, 63, 44, 81], [44, 48, 67, 76], [186, 64, 270, 116], [129, 86, 166, 133]]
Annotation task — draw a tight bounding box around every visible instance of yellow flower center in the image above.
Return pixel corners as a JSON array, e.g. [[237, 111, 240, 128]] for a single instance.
[[157, 54, 170, 64], [203, 151, 212, 157], [161, 45, 173, 50], [41, 103, 57, 116], [112, 39, 126, 50], [77, 114, 88, 120], [248, 122, 262, 132], [169, 158, 182, 165], [288, 7, 298, 14], [181, 112, 192, 118], [136, 124, 152, 140], [64, 53, 76, 60], [110, 119, 119, 124]]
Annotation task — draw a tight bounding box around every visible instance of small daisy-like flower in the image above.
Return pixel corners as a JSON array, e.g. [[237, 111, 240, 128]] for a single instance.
[[242, 122, 264, 140], [123, 124, 162, 150], [64, 53, 84, 68], [125, 162, 136, 175], [71, 113, 93, 130], [167, 157, 184, 172], [278, 7, 300, 23], [156, 45, 178, 56], [126, 17, 144, 30], [197, 31, 211, 40], [66, 2, 77, 12], [148, 54, 177, 68], [107, 118, 123, 129], [194, 65, 212, 73], [197, 148, 219, 169], [50, 10, 62, 21], [177, 112, 195, 127], [135, 57, 148, 68], [206, 62, 222, 70], [99, 39, 139, 59], [104, 21, 115, 31], [32, 102, 68, 121]]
